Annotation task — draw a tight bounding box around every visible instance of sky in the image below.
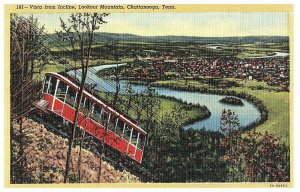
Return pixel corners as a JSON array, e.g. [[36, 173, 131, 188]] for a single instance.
[[22, 12, 289, 37]]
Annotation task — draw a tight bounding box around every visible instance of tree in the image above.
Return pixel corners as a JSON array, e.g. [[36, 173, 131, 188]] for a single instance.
[[219, 109, 242, 181], [103, 39, 121, 107], [220, 109, 240, 133], [112, 63, 121, 107], [10, 14, 49, 183], [132, 92, 146, 123], [219, 110, 290, 182], [57, 13, 109, 183], [10, 14, 48, 121], [221, 129, 290, 182], [57, 19, 78, 78], [144, 105, 186, 182], [125, 83, 134, 114], [142, 86, 161, 133]]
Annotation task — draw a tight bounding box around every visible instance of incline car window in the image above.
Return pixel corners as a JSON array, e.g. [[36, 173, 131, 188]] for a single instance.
[[85, 98, 91, 111], [138, 135, 145, 149], [57, 81, 67, 101], [123, 126, 131, 141], [131, 130, 138, 145], [100, 110, 109, 127], [43, 76, 50, 93], [65, 87, 77, 107], [80, 97, 91, 115], [92, 105, 101, 122], [108, 114, 117, 132], [116, 120, 124, 136], [48, 77, 57, 95]]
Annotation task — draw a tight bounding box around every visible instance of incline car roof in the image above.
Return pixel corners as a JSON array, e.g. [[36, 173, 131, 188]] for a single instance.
[[45, 72, 147, 135]]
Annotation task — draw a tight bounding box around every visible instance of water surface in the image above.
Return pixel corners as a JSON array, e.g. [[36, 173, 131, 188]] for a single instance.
[[68, 64, 261, 131]]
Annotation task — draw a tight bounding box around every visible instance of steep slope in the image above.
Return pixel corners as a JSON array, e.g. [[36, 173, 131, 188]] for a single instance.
[[11, 118, 140, 183]]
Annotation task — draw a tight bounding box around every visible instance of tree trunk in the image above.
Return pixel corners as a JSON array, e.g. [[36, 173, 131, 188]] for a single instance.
[[77, 130, 86, 182], [64, 72, 86, 183], [113, 65, 120, 106], [64, 29, 94, 183], [97, 151, 103, 183]]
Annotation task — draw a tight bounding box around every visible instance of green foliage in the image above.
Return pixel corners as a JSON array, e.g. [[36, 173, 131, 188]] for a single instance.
[[220, 130, 290, 182], [142, 105, 226, 182], [10, 14, 49, 183], [219, 96, 244, 106], [220, 109, 240, 133], [220, 110, 290, 182], [146, 79, 291, 144]]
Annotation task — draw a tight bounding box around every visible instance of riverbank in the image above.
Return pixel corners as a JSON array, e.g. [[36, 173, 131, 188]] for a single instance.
[[158, 95, 211, 127], [97, 91, 211, 128], [125, 80, 266, 129], [94, 65, 261, 131], [141, 79, 288, 144]]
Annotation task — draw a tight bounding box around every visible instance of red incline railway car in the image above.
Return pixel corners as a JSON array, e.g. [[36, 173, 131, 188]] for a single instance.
[[35, 72, 147, 164]]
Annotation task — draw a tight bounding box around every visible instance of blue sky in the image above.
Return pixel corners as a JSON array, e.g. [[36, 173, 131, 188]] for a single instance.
[[21, 12, 289, 37]]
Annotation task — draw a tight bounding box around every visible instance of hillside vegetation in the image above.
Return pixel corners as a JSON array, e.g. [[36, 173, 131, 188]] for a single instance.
[[11, 118, 140, 183]]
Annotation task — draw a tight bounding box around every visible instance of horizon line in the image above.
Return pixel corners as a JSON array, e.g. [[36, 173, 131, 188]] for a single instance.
[[47, 31, 289, 38]]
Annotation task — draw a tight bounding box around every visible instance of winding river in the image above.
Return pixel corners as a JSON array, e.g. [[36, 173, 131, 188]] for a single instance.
[[68, 64, 261, 131], [243, 52, 289, 59]]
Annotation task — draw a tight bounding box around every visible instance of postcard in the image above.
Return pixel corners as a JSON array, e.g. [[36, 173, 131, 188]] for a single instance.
[[4, 4, 293, 188]]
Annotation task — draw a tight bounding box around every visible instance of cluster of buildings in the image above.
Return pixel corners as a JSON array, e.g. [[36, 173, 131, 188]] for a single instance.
[[143, 56, 289, 88]]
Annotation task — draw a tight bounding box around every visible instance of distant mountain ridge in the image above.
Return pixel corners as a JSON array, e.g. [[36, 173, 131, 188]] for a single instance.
[[93, 32, 289, 44], [49, 32, 289, 44]]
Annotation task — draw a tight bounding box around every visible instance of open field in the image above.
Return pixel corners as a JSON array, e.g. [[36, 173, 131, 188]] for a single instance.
[[227, 78, 289, 144], [154, 79, 207, 88], [231, 86, 289, 144], [157, 97, 208, 123]]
